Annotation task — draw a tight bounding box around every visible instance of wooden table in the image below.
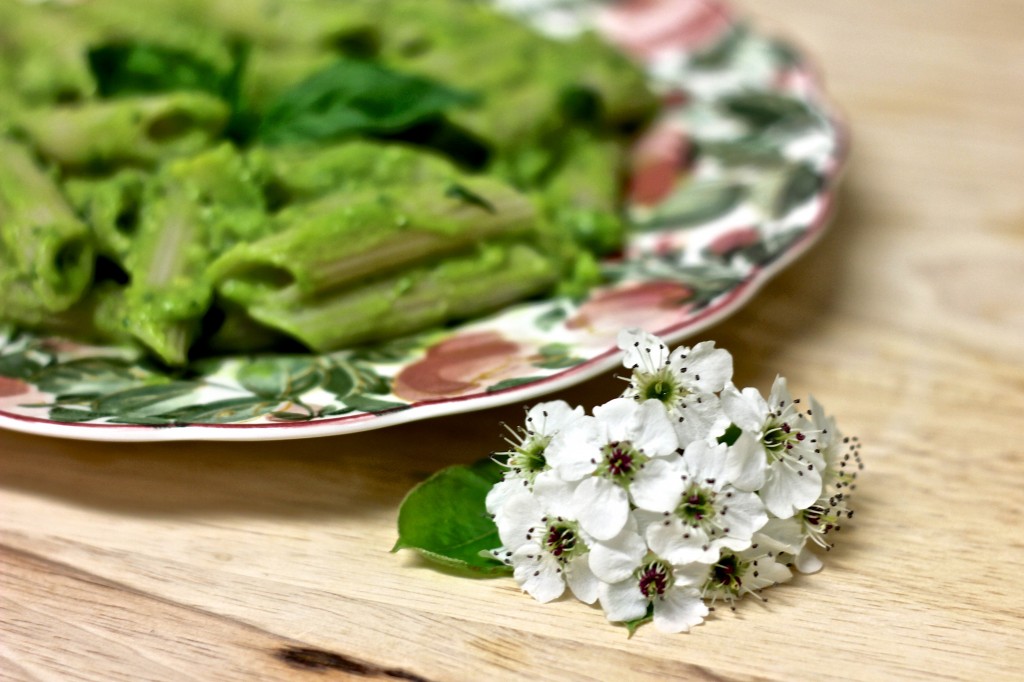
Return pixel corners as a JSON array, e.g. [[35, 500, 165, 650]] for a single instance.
[[2, 1, 1023, 679]]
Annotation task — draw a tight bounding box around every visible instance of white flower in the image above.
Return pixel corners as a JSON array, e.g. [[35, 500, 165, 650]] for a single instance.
[[755, 516, 822, 574], [544, 398, 680, 540], [768, 396, 862, 568], [722, 376, 825, 518], [486, 400, 585, 521], [752, 398, 863, 573], [642, 440, 768, 565], [598, 558, 710, 633], [808, 395, 862, 495], [617, 328, 732, 442], [699, 543, 793, 609], [487, 491, 598, 604], [475, 330, 861, 634]]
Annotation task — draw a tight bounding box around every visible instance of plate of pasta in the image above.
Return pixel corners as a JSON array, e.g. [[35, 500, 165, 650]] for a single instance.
[[0, 0, 846, 441]]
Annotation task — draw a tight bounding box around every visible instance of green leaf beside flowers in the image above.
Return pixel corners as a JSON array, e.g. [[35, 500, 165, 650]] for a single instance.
[[393, 458, 511, 576]]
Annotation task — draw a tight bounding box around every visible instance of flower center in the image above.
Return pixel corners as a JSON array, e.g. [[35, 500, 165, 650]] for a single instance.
[[541, 519, 584, 563], [599, 440, 647, 482], [800, 503, 844, 548], [675, 483, 716, 524], [634, 366, 687, 407], [762, 420, 805, 460], [706, 553, 747, 596], [508, 435, 550, 476], [636, 560, 673, 600]]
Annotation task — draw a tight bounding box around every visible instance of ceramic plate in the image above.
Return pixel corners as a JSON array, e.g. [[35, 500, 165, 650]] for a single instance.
[[0, 0, 847, 441]]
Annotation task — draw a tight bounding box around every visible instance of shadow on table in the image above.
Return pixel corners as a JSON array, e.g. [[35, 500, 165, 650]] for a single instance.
[[0, 176, 870, 520]]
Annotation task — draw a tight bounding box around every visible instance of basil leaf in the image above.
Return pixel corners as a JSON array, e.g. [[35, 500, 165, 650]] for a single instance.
[[393, 458, 510, 575], [258, 58, 479, 145], [88, 43, 228, 98]]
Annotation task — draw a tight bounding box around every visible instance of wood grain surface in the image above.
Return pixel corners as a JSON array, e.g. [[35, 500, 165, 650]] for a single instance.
[[2, 1, 1023, 680]]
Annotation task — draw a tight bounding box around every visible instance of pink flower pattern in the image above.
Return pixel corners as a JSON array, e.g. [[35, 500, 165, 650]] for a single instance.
[[597, 0, 734, 59], [394, 331, 537, 402]]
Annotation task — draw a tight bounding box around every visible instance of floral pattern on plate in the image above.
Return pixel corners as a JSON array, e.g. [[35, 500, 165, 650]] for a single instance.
[[0, 0, 847, 441]]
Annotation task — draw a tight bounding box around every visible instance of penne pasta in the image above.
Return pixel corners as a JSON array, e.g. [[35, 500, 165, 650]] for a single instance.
[[0, 0, 655, 364], [242, 242, 560, 351], [0, 137, 94, 322], [17, 93, 230, 169], [211, 174, 538, 303]]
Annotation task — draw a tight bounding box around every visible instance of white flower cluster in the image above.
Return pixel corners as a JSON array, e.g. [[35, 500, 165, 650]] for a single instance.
[[485, 329, 861, 633]]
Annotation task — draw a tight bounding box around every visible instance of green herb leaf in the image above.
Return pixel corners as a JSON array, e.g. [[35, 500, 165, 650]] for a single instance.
[[393, 458, 510, 575], [258, 58, 479, 145], [88, 43, 228, 98]]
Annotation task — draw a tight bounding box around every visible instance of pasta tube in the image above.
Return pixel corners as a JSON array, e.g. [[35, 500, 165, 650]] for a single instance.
[[64, 169, 147, 262], [117, 144, 268, 364], [16, 92, 229, 169], [241, 241, 560, 351], [0, 0, 98, 105], [0, 137, 94, 321], [211, 175, 537, 303], [248, 140, 459, 206]]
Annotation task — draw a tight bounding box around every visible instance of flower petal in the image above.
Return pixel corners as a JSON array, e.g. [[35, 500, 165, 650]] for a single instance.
[[547, 418, 601, 480], [566, 554, 600, 604], [652, 587, 708, 633], [767, 375, 794, 411], [588, 526, 647, 583], [721, 383, 767, 433], [680, 440, 727, 484], [630, 457, 685, 511], [493, 487, 544, 551], [592, 398, 641, 443], [756, 517, 805, 554], [485, 477, 523, 516], [647, 518, 716, 565], [673, 395, 729, 443], [632, 399, 679, 457], [760, 462, 823, 518], [795, 548, 824, 574], [725, 432, 766, 491], [680, 341, 732, 394], [531, 469, 578, 519], [716, 488, 767, 540], [573, 477, 630, 541], [671, 561, 711, 589], [512, 545, 565, 603], [598, 579, 649, 623], [617, 328, 669, 372], [526, 400, 585, 436]]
